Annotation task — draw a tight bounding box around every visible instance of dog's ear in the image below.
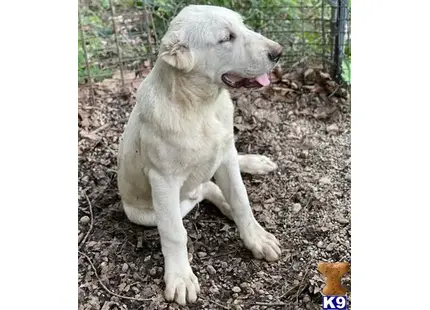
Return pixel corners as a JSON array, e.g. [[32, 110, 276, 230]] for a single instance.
[[158, 31, 195, 72]]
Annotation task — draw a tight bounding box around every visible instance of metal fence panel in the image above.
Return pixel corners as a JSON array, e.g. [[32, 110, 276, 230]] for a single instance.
[[78, 0, 351, 88]]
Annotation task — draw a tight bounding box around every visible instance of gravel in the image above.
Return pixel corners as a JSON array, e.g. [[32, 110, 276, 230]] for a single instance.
[[78, 66, 351, 310]]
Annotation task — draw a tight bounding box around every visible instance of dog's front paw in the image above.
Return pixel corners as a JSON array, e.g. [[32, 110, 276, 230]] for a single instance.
[[241, 222, 281, 262], [164, 268, 200, 305], [239, 154, 278, 175]]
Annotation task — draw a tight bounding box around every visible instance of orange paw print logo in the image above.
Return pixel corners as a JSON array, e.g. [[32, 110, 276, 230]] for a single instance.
[[318, 262, 350, 296]]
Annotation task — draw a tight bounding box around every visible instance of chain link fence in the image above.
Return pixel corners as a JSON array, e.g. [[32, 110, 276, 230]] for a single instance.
[[78, 0, 350, 92]]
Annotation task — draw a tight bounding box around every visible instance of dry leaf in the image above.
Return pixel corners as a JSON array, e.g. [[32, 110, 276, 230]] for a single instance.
[[304, 68, 315, 80], [78, 108, 91, 128], [234, 123, 253, 131], [254, 109, 281, 124], [319, 71, 332, 80], [80, 130, 100, 141], [112, 69, 135, 81]]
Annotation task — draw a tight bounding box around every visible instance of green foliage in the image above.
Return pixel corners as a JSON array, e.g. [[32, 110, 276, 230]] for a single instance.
[[341, 58, 350, 84], [78, 18, 113, 84], [78, 0, 351, 84]]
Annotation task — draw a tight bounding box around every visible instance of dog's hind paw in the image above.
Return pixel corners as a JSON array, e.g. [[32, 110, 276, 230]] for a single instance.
[[239, 154, 278, 175]]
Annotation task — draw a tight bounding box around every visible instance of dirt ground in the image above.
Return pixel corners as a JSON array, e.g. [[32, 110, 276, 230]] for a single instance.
[[78, 66, 351, 310]]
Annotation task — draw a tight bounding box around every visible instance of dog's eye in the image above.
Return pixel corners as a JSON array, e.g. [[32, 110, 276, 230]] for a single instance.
[[219, 33, 235, 44]]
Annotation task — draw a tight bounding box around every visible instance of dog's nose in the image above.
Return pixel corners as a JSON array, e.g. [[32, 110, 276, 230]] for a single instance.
[[268, 46, 283, 63]]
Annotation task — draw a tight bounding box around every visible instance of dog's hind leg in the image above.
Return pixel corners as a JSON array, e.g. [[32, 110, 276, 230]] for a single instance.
[[123, 181, 233, 226], [122, 202, 158, 227], [123, 199, 200, 227], [198, 182, 233, 220], [238, 154, 278, 175]]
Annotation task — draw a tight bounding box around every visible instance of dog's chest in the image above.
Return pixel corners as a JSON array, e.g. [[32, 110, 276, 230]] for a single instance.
[[179, 107, 233, 191]]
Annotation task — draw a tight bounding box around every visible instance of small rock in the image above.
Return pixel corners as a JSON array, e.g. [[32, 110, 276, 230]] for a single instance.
[[240, 282, 249, 288], [319, 176, 331, 185], [336, 217, 350, 224], [299, 149, 309, 159], [149, 268, 157, 276], [80, 216, 90, 225], [121, 263, 129, 273], [207, 265, 216, 275], [327, 123, 339, 133], [292, 203, 302, 213], [144, 255, 151, 262], [221, 262, 228, 269], [317, 241, 324, 248], [345, 173, 351, 181], [197, 251, 207, 258], [303, 295, 311, 303], [234, 306, 243, 310], [137, 236, 143, 248], [209, 285, 219, 294], [326, 243, 336, 251], [232, 286, 241, 293]]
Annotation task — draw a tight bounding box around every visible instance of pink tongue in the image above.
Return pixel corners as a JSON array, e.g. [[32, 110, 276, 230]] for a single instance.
[[255, 73, 270, 86]]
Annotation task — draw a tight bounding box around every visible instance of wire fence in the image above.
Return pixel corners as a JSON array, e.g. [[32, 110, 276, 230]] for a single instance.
[[78, 0, 350, 92]]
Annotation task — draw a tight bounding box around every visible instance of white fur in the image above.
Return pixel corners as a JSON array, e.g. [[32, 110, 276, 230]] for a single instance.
[[117, 5, 282, 305]]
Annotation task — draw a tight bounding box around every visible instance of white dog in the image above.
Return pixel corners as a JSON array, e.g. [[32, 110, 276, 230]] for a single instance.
[[117, 5, 283, 305]]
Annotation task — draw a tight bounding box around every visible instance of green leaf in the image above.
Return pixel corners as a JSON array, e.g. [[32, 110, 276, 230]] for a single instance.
[[341, 58, 351, 84]]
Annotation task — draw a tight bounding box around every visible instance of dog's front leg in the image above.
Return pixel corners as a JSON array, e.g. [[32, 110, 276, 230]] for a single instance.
[[215, 143, 281, 262], [148, 170, 200, 305]]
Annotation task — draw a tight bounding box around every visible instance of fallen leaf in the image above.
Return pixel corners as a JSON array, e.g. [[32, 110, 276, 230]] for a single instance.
[[112, 69, 135, 81], [304, 68, 316, 81], [253, 109, 281, 124], [234, 123, 254, 131], [319, 71, 332, 80], [79, 130, 99, 141]]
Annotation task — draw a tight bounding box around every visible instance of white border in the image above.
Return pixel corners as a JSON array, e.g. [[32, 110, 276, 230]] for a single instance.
[[1, 0, 429, 309], [1, 1, 76, 310], [353, 0, 429, 309]]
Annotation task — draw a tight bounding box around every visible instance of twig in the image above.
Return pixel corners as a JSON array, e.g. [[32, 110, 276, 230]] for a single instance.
[[79, 251, 152, 302], [200, 250, 237, 260], [328, 85, 340, 98], [79, 193, 94, 249], [90, 123, 110, 135], [290, 56, 309, 69], [295, 264, 311, 304], [276, 284, 299, 300], [202, 298, 230, 310], [255, 301, 286, 306]]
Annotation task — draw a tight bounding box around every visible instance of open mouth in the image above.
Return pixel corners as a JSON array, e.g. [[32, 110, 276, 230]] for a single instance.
[[221, 72, 271, 88]]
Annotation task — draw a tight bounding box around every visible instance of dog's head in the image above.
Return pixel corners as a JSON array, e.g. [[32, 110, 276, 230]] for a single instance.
[[158, 5, 283, 88]]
